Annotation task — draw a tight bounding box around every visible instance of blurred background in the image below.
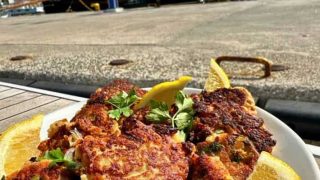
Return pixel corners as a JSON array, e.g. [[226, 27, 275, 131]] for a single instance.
[[0, 0, 224, 15]]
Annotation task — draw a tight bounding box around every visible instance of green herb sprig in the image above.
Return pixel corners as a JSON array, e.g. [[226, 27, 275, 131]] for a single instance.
[[106, 89, 139, 120], [40, 148, 78, 169], [146, 91, 194, 132]]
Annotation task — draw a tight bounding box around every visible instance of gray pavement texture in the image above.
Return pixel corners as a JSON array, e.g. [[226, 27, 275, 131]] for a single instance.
[[1, 0, 320, 102]]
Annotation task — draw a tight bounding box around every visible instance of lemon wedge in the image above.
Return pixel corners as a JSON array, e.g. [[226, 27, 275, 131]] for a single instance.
[[134, 76, 192, 109], [248, 151, 301, 180], [0, 114, 44, 177], [204, 58, 231, 91]]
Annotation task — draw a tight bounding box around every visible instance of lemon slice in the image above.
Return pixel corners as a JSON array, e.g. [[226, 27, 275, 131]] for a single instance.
[[134, 76, 192, 109], [248, 151, 301, 180], [204, 58, 231, 91], [0, 114, 44, 177]]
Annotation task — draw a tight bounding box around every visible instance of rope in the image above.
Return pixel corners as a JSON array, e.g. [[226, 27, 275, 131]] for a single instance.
[[78, 0, 94, 11]]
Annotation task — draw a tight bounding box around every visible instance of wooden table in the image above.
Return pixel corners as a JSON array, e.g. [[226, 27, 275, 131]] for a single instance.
[[0, 81, 319, 169], [0, 81, 86, 132]]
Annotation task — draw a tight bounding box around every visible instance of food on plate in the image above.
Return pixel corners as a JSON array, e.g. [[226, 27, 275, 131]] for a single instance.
[[1, 60, 300, 179], [0, 114, 43, 176], [1, 77, 300, 180]]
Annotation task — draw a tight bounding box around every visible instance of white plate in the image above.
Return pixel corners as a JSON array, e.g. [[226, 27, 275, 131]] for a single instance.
[[40, 88, 320, 180]]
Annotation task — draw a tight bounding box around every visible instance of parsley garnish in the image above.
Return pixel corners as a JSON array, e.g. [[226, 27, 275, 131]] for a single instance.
[[106, 89, 139, 120], [146, 91, 194, 131], [40, 148, 79, 169], [146, 100, 171, 122]]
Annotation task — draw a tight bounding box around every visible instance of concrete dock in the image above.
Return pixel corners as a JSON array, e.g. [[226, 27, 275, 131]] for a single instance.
[[0, 0, 320, 102]]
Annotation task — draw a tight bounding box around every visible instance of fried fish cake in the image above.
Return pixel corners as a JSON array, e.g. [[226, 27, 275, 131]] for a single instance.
[[71, 80, 146, 137], [39, 80, 144, 152], [75, 120, 190, 180], [71, 103, 120, 137], [190, 88, 276, 180], [195, 134, 259, 180], [191, 88, 276, 153], [38, 119, 74, 152]]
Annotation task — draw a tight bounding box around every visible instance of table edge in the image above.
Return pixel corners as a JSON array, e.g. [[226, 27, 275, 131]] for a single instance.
[[0, 81, 87, 102]]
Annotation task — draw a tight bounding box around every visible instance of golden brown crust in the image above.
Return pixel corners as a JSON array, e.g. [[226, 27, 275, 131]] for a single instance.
[[88, 79, 146, 105], [190, 88, 276, 180], [6, 161, 62, 180], [71, 103, 120, 137], [190, 154, 231, 180], [191, 88, 275, 153], [234, 87, 257, 115], [76, 120, 190, 179], [38, 119, 74, 152]]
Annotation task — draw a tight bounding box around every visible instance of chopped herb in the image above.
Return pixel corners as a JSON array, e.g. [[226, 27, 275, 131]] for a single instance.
[[200, 146, 211, 154], [146, 91, 194, 131], [232, 152, 242, 163], [210, 142, 223, 152], [106, 89, 139, 120], [200, 141, 223, 154], [40, 148, 79, 169]]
